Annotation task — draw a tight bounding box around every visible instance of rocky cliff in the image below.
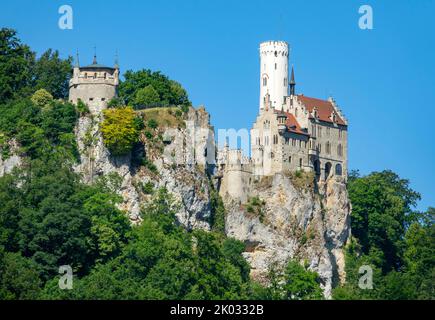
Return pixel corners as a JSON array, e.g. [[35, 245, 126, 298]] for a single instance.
[[224, 172, 351, 298], [73, 107, 214, 229]]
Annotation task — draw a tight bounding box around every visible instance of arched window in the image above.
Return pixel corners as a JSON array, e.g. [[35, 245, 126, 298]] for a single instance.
[[263, 77, 267, 86], [335, 164, 342, 176], [289, 156, 292, 163], [326, 142, 331, 155], [325, 162, 332, 179], [84, 73, 88, 78], [94, 72, 97, 78]]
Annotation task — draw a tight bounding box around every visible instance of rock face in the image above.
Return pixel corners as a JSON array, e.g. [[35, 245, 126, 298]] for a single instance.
[[224, 173, 351, 298], [73, 107, 214, 229], [0, 139, 22, 177]]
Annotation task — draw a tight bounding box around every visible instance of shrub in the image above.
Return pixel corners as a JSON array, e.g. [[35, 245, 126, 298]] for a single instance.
[[101, 107, 139, 156], [31, 89, 53, 108], [147, 118, 158, 129], [142, 181, 154, 195]]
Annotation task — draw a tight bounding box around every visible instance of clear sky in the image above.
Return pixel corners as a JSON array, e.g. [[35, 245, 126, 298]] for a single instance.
[[1, 0, 434, 211]]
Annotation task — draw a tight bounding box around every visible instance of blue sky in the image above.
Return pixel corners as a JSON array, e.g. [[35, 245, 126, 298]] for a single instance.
[[1, 0, 434, 211]]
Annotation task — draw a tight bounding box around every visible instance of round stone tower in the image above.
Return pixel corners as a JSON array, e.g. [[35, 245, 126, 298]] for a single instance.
[[259, 41, 289, 112], [69, 54, 119, 114]]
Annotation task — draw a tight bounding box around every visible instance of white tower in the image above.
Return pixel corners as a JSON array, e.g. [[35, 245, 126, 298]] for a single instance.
[[259, 41, 289, 112]]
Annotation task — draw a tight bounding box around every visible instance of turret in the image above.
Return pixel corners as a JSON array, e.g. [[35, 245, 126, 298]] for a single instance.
[[259, 41, 289, 112]]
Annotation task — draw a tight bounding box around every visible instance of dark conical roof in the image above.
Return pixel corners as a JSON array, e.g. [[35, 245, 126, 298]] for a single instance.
[[290, 66, 296, 85]]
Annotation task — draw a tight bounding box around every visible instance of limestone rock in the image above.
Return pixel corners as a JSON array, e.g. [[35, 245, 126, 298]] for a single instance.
[[224, 173, 351, 298]]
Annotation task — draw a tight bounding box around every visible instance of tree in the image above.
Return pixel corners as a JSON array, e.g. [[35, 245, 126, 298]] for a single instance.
[[31, 89, 53, 108], [348, 170, 421, 272], [134, 85, 160, 108], [0, 251, 42, 299], [32, 49, 72, 99], [118, 69, 191, 108], [100, 107, 139, 156], [283, 261, 323, 300], [0, 28, 35, 103]]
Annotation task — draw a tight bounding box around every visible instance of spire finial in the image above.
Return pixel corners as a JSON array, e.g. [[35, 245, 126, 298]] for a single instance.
[[75, 49, 80, 67], [93, 46, 97, 64], [290, 65, 296, 96], [114, 50, 119, 69]]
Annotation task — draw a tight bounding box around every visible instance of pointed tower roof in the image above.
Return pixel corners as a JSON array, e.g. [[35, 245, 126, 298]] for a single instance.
[[75, 50, 80, 67], [290, 65, 296, 85]]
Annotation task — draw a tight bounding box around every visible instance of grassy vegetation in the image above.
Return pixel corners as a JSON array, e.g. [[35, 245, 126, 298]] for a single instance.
[[137, 107, 186, 129], [245, 196, 266, 223], [284, 170, 315, 192]]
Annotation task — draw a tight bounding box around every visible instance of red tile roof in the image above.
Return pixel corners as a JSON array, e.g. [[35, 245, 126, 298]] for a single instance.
[[275, 110, 309, 135], [297, 95, 346, 126]]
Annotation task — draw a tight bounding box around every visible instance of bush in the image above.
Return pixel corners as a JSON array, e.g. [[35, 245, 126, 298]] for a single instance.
[[142, 181, 154, 195], [101, 107, 139, 156], [147, 118, 158, 129], [31, 89, 53, 108]]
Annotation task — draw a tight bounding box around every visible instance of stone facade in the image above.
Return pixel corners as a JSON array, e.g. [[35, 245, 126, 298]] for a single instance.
[[69, 55, 119, 114]]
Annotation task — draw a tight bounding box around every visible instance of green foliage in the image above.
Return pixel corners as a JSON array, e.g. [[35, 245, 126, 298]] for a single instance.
[[0, 29, 71, 104], [209, 181, 226, 234], [147, 118, 158, 129], [283, 261, 323, 300], [32, 48, 72, 99], [333, 172, 433, 300], [0, 251, 42, 299], [245, 196, 266, 223], [118, 69, 191, 109], [101, 107, 139, 156], [0, 98, 78, 160], [135, 85, 160, 108], [251, 260, 323, 300], [42, 188, 251, 300], [142, 181, 154, 195], [348, 170, 421, 272], [76, 99, 89, 115], [31, 89, 53, 108], [0, 28, 35, 103], [107, 97, 125, 109]]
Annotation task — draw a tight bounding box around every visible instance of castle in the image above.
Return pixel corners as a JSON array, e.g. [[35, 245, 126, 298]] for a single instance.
[[68, 42, 348, 204], [218, 41, 348, 202], [69, 53, 119, 114]]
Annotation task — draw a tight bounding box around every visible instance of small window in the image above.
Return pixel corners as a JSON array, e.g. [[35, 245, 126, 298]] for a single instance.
[[275, 63, 277, 70], [94, 72, 97, 78], [289, 156, 292, 163], [84, 73, 88, 78], [299, 158, 303, 168], [101, 98, 106, 101], [89, 98, 94, 101], [263, 77, 267, 86]]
